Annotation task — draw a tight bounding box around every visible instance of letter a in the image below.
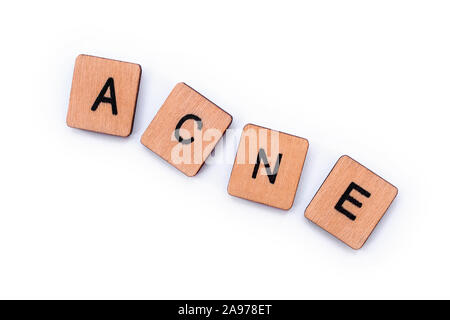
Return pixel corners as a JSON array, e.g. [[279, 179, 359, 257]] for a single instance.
[[91, 77, 118, 115]]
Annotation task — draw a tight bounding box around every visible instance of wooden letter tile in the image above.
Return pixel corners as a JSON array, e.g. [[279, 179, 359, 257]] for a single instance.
[[67, 54, 142, 137], [140, 83, 232, 176], [305, 155, 398, 249], [227, 124, 309, 210]]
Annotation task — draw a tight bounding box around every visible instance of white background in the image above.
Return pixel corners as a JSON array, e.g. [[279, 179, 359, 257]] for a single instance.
[[0, 0, 448, 299]]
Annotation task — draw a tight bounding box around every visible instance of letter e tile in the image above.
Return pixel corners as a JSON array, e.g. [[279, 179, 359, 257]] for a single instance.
[[305, 155, 398, 249]]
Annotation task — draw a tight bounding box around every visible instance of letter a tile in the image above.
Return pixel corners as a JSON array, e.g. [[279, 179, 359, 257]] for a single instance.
[[227, 124, 309, 210], [67, 54, 142, 137], [305, 155, 398, 250], [140, 83, 232, 177]]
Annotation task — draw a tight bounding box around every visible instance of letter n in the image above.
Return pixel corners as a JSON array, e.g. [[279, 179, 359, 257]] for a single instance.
[[252, 148, 283, 184]]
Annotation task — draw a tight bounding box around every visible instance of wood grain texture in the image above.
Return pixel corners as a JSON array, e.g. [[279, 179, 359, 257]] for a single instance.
[[67, 54, 142, 137], [305, 155, 398, 250], [140, 82, 232, 177], [227, 124, 309, 210]]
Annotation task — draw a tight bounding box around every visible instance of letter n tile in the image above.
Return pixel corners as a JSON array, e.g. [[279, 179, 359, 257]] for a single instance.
[[305, 155, 398, 249], [227, 124, 309, 210]]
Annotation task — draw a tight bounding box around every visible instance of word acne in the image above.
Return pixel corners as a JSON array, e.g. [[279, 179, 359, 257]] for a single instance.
[[66, 54, 398, 250]]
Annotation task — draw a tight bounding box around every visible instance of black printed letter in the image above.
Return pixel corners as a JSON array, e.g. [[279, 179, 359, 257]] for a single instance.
[[251, 149, 283, 184], [335, 182, 371, 221], [174, 114, 203, 144], [91, 78, 118, 115]]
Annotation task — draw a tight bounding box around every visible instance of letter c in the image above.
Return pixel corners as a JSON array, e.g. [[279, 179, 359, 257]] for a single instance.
[[174, 114, 203, 145]]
